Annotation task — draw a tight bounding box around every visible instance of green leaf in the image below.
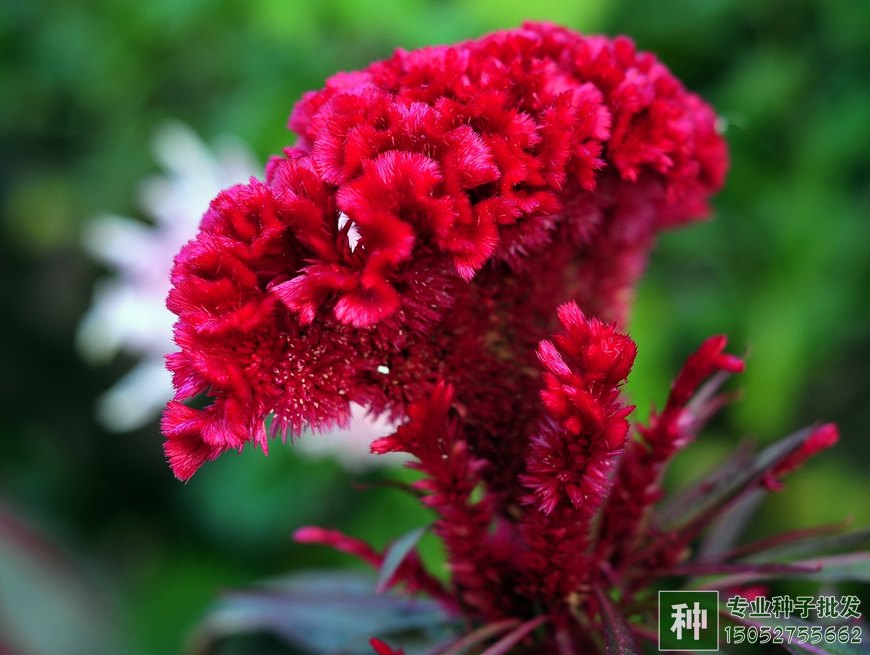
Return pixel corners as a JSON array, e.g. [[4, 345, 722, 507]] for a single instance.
[[192, 571, 454, 655], [377, 526, 428, 594], [594, 588, 641, 655]]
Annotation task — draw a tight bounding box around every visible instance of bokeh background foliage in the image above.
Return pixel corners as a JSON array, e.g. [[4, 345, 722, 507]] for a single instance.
[[1, 0, 868, 653]]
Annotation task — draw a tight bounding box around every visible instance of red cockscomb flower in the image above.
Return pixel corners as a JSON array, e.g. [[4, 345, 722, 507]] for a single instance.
[[165, 23, 858, 655], [163, 22, 727, 481]]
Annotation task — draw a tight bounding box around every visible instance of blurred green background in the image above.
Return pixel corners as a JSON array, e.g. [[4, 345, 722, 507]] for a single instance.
[[1, 0, 868, 653]]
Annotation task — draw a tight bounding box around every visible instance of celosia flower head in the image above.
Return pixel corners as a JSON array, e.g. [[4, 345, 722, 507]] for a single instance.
[[163, 23, 727, 480], [167, 24, 854, 655]]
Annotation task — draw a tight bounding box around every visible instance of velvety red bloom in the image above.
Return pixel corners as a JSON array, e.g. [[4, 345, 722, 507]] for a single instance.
[[164, 23, 853, 655], [163, 22, 728, 481]]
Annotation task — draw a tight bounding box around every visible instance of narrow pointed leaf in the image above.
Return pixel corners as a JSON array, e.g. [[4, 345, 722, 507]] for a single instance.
[[720, 520, 850, 561], [742, 527, 870, 563], [594, 588, 641, 655], [700, 551, 870, 589], [478, 616, 549, 655], [377, 526, 428, 593], [437, 619, 521, 655], [652, 561, 820, 578], [791, 551, 870, 582], [657, 426, 818, 536], [697, 488, 763, 558], [655, 441, 755, 528], [684, 370, 740, 427]]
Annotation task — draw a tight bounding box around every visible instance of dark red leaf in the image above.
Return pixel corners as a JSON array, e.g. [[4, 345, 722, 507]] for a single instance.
[[594, 588, 641, 655]]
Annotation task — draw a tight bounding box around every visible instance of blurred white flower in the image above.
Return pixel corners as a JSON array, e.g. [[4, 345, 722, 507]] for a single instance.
[[294, 403, 404, 471], [78, 121, 259, 432], [79, 121, 399, 469]]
